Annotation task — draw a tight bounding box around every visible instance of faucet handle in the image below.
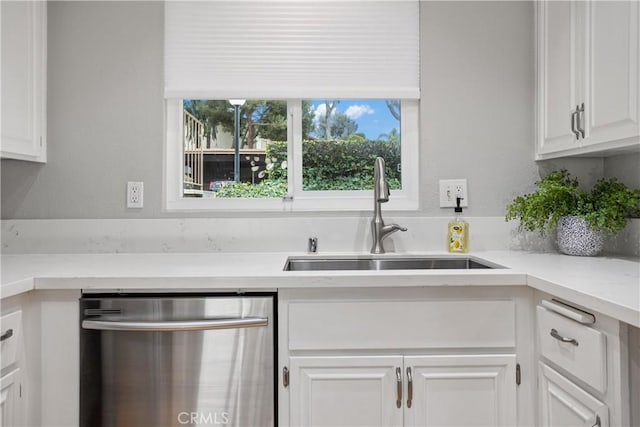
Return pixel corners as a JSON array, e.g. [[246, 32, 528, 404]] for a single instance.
[[374, 157, 390, 203], [377, 183, 390, 202]]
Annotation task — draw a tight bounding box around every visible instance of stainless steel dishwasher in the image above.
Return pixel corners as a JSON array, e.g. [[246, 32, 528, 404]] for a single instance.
[[80, 292, 276, 427]]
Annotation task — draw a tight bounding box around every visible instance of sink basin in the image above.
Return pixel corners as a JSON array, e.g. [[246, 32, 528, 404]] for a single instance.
[[283, 256, 499, 271]]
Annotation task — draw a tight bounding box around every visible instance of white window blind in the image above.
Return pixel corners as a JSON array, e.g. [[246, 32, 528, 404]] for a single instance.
[[164, 1, 420, 100]]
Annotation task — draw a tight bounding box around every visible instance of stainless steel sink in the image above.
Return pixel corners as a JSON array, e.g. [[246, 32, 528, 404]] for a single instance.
[[284, 256, 499, 271]]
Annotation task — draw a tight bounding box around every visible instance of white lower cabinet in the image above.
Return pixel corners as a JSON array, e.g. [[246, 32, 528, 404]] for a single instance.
[[290, 356, 403, 427], [405, 355, 517, 427], [0, 306, 24, 427], [280, 287, 531, 427], [539, 363, 608, 427], [534, 296, 631, 427], [288, 354, 517, 427], [0, 369, 22, 427]]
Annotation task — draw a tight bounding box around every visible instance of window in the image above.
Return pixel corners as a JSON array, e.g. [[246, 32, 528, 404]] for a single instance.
[[181, 99, 290, 200], [302, 100, 402, 192], [163, 1, 420, 211], [165, 99, 418, 211]]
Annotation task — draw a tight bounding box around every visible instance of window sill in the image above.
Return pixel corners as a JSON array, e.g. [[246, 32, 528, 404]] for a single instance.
[[164, 192, 418, 213]]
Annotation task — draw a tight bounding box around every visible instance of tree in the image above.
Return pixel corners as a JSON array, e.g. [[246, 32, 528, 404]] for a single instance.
[[257, 101, 288, 141], [184, 100, 233, 147], [302, 100, 314, 139], [314, 110, 358, 140], [240, 100, 265, 149], [324, 100, 338, 140], [330, 112, 358, 139], [385, 100, 401, 121], [378, 128, 400, 144], [185, 99, 306, 147]]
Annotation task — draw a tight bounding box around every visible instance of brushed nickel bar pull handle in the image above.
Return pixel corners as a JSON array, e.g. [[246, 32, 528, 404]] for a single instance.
[[542, 299, 595, 324], [84, 308, 122, 316], [577, 103, 586, 138], [0, 329, 14, 342], [396, 367, 402, 409], [550, 328, 579, 346], [592, 415, 601, 427], [406, 367, 413, 408], [571, 108, 580, 139], [82, 317, 268, 332], [283, 367, 290, 388]]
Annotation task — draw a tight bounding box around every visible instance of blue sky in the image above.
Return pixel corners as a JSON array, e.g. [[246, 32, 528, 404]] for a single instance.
[[309, 100, 400, 140]]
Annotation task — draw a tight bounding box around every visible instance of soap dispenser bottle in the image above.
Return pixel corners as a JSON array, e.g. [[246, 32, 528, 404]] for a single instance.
[[448, 197, 469, 253]]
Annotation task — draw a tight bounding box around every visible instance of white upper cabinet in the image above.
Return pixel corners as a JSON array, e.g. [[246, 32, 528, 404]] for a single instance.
[[536, 0, 639, 159], [537, 1, 584, 155], [584, 1, 639, 149], [1, 1, 47, 162]]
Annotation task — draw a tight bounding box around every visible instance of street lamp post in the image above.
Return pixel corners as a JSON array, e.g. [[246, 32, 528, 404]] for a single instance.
[[229, 99, 246, 182]]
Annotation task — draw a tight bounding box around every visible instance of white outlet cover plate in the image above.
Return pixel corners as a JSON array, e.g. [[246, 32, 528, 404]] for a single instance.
[[439, 179, 468, 208], [127, 181, 144, 209]]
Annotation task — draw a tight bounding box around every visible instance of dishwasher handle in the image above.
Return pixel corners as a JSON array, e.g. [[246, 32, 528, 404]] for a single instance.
[[82, 317, 268, 332]]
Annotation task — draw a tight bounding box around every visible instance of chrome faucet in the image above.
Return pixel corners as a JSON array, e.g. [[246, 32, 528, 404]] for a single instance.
[[371, 157, 407, 254]]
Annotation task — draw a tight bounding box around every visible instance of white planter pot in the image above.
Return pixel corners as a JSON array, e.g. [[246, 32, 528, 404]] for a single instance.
[[556, 216, 604, 256]]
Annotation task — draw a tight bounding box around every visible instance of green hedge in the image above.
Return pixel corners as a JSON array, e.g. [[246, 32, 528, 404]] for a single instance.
[[214, 179, 287, 198], [216, 139, 401, 198], [268, 139, 401, 191]]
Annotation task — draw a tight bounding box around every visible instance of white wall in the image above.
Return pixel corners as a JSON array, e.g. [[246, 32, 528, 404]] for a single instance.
[[420, 1, 540, 214], [604, 153, 640, 189], [2, 1, 542, 219], [2, 1, 164, 219]]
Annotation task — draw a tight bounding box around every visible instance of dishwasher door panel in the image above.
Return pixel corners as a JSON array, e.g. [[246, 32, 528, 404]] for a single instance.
[[80, 295, 275, 427]]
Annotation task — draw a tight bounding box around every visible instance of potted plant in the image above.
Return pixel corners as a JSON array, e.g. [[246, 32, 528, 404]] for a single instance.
[[505, 170, 640, 256]]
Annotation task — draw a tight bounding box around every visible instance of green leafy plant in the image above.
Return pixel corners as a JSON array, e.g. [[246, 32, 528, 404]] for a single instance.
[[301, 139, 400, 191], [506, 170, 640, 236], [215, 180, 288, 198], [218, 139, 402, 197]]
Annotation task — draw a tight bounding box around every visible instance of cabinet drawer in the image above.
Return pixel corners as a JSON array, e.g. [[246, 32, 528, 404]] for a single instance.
[[1, 310, 22, 371], [537, 306, 606, 393], [539, 362, 609, 427], [288, 300, 515, 350]]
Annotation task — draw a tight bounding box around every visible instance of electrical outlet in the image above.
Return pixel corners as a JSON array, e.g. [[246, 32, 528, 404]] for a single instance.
[[127, 181, 144, 209], [439, 179, 468, 208]]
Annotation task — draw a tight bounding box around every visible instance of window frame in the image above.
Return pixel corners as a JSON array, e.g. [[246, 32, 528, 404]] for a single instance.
[[163, 99, 419, 212]]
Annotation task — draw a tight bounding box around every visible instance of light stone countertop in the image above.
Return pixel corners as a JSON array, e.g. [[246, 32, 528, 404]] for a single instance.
[[1, 250, 638, 327]]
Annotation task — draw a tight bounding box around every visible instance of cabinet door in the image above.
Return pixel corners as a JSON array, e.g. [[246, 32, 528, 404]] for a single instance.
[[404, 355, 517, 427], [537, 1, 585, 156], [289, 356, 403, 427], [0, 368, 22, 427], [0, 0, 46, 162], [539, 362, 608, 427], [583, 0, 639, 147]]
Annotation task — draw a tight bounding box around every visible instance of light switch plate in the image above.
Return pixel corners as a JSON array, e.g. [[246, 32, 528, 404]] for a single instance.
[[439, 179, 468, 208]]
